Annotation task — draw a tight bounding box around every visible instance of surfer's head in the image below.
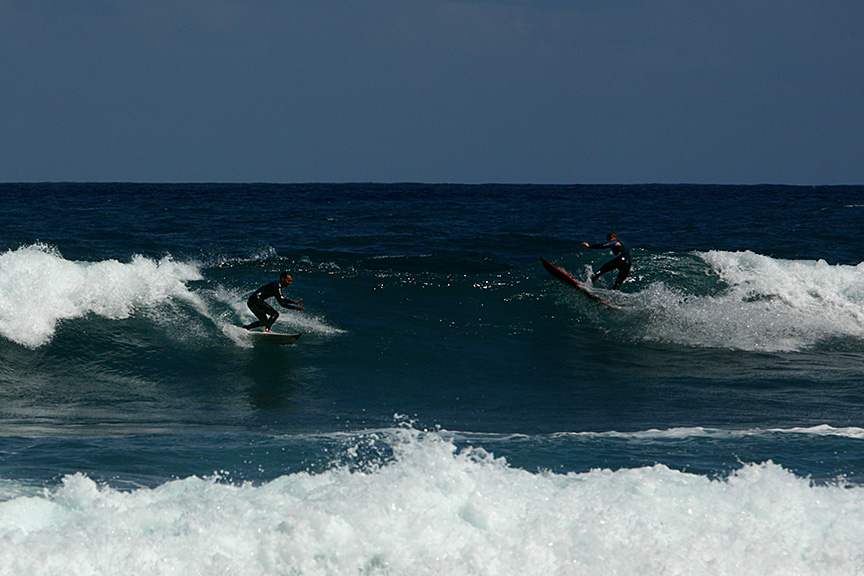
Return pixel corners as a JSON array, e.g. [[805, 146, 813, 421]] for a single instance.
[[280, 272, 293, 286], [606, 232, 617, 242]]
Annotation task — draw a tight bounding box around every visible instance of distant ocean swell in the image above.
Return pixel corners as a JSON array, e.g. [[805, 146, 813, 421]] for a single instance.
[[1, 428, 863, 576]]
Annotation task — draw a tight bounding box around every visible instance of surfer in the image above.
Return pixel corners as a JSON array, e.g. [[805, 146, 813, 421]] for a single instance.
[[243, 272, 304, 332], [581, 232, 631, 290]]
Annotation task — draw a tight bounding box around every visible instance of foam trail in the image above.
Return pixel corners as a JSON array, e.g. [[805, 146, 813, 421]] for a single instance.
[[554, 424, 864, 440], [635, 251, 864, 351], [0, 244, 202, 348], [1, 429, 863, 575]]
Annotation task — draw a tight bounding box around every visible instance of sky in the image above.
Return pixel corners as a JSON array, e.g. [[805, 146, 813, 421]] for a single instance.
[[1, 0, 863, 184]]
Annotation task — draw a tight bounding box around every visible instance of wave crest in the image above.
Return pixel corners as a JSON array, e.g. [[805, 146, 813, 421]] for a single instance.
[[0, 244, 202, 348], [630, 250, 864, 352]]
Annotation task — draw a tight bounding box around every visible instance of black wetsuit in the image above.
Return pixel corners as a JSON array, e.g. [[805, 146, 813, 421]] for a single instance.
[[588, 239, 632, 290], [244, 280, 296, 331]]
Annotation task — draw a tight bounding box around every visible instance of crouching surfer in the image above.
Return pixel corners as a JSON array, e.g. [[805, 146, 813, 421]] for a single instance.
[[244, 272, 304, 332], [581, 232, 631, 290]]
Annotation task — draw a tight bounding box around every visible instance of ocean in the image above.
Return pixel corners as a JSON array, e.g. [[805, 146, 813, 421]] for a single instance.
[[1, 183, 863, 575]]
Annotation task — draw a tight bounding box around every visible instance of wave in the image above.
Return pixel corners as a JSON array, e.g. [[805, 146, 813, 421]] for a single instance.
[[0, 244, 204, 348], [3, 244, 862, 354], [1, 428, 863, 575], [0, 244, 344, 349], [617, 250, 864, 352]]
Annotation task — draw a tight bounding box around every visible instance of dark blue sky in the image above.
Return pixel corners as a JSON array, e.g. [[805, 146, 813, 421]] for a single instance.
[[2, 1, 862, 184]]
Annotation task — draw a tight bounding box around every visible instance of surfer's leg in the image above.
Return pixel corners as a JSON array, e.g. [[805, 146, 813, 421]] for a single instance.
[[264, 310, 280, 331], [612, 261, 632, 290], [245, 299, 275, 330], [592, 258, 618, 282], [243, 313, 267, 330]]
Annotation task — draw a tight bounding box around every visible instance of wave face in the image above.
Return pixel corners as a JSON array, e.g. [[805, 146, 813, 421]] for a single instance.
[[3, 244, 861, 354]]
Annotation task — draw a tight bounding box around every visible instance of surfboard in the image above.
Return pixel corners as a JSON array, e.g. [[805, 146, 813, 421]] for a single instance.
[[540, 257, 610, 305], [248, 331, 302, 345]]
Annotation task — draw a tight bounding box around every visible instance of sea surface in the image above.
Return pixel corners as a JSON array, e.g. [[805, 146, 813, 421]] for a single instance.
[[1, 183, 863, 575]]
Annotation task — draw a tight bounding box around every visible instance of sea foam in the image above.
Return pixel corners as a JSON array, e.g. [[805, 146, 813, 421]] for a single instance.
[[634, 250, 864, 351], [0, 244, 203, 348], [555, 424, 864, 441], [1, 429, 863, 576]]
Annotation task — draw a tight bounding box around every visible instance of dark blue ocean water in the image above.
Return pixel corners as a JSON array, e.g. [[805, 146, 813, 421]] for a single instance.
[[1, 183, 864, 575]]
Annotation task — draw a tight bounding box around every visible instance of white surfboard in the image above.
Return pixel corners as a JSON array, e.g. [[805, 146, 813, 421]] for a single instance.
[[247, 331, 302, 345]]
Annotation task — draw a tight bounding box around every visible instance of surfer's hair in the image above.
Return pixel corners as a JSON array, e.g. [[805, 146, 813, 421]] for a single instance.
[[606, 232, 617, 241]]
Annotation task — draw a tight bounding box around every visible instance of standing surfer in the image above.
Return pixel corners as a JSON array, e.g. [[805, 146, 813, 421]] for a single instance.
[[244, 272, 304, 332], [581, 232, 631, 290]]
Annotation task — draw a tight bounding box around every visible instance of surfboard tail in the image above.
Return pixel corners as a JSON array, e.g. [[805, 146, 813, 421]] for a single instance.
[[541, 257, 612, 306]]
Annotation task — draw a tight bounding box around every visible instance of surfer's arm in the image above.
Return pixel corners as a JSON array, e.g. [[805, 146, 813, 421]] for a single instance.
[[276, 292, 304, 309], [582, 242, 612, 249]]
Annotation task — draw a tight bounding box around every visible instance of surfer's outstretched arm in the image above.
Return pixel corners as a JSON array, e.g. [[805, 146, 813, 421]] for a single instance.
[[276, 293, 304, 310], [581, 240, 619, 250], [273, 272, 305, 311]]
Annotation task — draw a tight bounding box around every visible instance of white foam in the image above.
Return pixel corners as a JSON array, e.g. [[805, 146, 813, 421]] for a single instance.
[[633, 251, 864, 351], [553, 424, 864, 441], [1, 429, 863, 575], [0, 244, 203, 348]]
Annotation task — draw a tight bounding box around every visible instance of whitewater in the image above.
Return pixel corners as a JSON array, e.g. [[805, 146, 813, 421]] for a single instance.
[[628, 250, 864, 352], [2, 429, 864, 576]]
